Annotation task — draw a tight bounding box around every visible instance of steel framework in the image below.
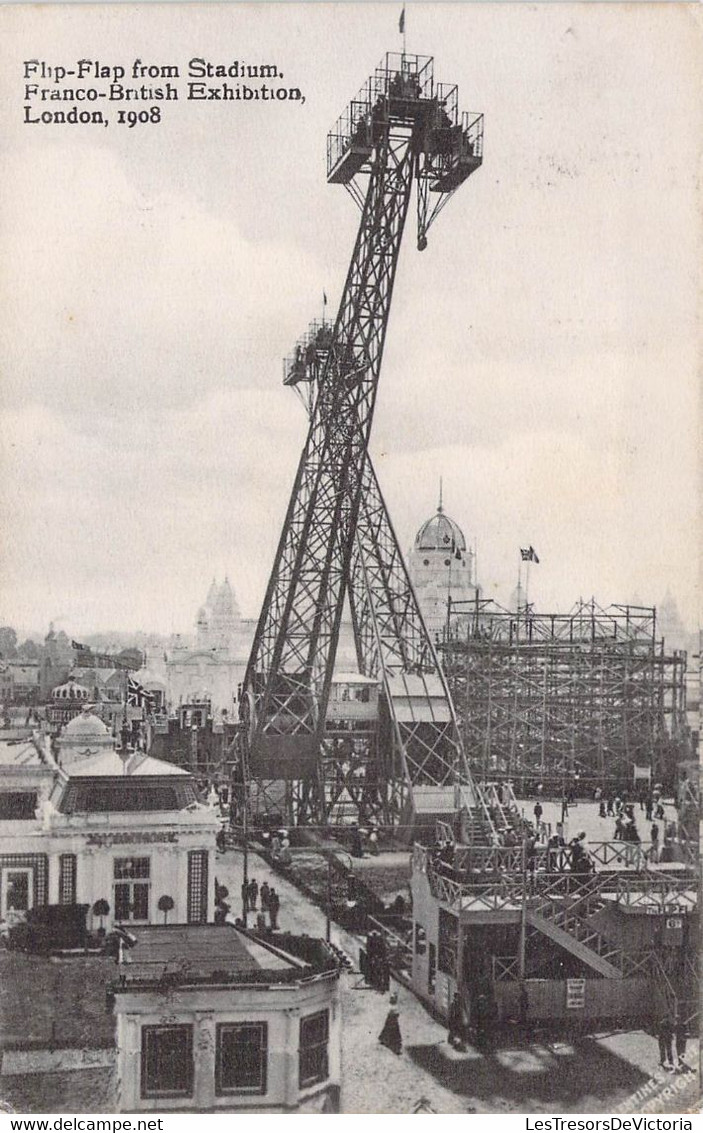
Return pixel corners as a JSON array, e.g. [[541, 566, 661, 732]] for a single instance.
[[440, 598, 689, 785], [239, 52, 485, 828]]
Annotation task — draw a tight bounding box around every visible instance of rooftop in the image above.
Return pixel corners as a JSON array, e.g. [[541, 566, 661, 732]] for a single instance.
[[0, 737, 50, 770], [65, 749, 190, 778], [111, 925, 338, 992]]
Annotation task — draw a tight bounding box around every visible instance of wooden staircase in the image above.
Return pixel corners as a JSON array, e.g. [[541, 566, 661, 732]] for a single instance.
[[525, 874, 648, 979]]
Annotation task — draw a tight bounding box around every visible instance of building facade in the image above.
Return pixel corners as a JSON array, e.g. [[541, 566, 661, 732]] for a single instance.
[[166, 579, 254, 716], [407, 498, 478, 641], [0, 713, 219, 929], [111, 925, 341, 1113]]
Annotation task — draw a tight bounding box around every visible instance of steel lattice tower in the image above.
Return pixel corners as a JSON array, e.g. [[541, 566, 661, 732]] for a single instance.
[[239, 53, 487, 830]]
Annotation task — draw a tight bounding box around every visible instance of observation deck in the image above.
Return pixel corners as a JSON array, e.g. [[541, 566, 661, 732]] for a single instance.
[[283, 319, 333, 390], [326, 52, 483, 193]]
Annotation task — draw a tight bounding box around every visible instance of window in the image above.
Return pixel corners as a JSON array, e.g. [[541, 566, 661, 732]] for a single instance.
[[1, 868, 32, 919], [216, 1023, 267, 1095], [299, 1010, 329, 1088], [141, 1025, 193, 1099], [114, 857, 150, 922], [58, 854, 77, 904], [187, 850, 208, 924], [0, 792, 37, 820]]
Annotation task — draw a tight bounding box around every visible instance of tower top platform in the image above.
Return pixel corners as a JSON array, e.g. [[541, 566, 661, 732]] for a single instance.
[[326, 51, 483, 200]]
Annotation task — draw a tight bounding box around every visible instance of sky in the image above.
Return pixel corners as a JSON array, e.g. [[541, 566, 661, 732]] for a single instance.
[[0, 2, 700, 639]]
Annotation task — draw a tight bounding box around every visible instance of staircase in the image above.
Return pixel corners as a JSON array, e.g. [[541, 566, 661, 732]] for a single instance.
[[478, 780, 529, 839], [525, 874, 646, 979]]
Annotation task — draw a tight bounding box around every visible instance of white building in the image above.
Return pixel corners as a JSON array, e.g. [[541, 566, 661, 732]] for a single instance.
[[111, 924, 341, 1113], [166, 579, 253, 716], [407, 497, 478, 640], [0, 710, 219, 929]]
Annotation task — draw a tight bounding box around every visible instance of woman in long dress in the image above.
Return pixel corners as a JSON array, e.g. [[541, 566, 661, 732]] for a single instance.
[[379, 992, 402, 1055]]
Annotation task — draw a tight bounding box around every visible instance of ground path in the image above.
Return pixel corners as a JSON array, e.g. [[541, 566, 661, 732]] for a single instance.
[[212, 801, 698, 1115]]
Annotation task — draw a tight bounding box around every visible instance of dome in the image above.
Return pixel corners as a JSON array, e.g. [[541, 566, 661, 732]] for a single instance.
[[62, 706, 109, 737], [52, 680, 90, 701], [415, 507, 466, 553]]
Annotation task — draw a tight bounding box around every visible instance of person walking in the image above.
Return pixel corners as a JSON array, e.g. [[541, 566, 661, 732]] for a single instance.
[[649, 822, 660, 863], [674, 1017, 689, 1069], [645, 795, 653, 821], [379, 992, 402, 1055], [247, 878, 258, 912], [268, 888, 280, 930], [533, 801, 543, 831], [657, 1013, 674, 1070], [260, 880, 271, 911]]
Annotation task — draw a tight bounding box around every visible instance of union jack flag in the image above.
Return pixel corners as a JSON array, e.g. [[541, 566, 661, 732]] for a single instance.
[[127, 676, 154, 709], [520, 546, 540, 563]]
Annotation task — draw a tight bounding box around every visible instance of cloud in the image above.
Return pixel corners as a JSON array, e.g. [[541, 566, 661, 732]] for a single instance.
[[0, 144, 322, 425]]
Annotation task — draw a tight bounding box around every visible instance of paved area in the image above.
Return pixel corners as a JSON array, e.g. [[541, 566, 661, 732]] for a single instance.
[[213, 841, 699, 1114], [520, 796, 679, 849]]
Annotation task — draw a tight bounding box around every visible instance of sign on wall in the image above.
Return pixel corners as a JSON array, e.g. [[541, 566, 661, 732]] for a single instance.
[[566, 978, 586, 1009]]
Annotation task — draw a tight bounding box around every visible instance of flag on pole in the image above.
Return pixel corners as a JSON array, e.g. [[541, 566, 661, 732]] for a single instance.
[[399, 6, 405, 34], [127, 676, 154, 709], [520, 546, 540, 564], [323, 290, 327, 306]]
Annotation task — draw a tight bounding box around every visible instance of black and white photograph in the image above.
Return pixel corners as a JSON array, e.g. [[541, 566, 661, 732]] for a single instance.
[[0, 1, 700, 1118]]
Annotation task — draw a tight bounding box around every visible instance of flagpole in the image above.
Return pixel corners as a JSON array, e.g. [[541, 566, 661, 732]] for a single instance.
[[399, 6, 407, 58], [525, 558, 530, 615]]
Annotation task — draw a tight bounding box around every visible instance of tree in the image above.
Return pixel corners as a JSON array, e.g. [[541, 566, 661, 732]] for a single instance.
[[92, 898, 110, 930], [157, 894, 175, 924], [0, 627, 18, 659], [17, 639, 40, 660]]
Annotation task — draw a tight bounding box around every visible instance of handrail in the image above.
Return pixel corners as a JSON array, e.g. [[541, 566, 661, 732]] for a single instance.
[[416, 844, 697, 913]]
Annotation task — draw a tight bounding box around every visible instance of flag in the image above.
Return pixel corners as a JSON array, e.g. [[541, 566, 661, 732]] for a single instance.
[[399, 6, 405, 33], [323, 290, 327, 306], [71, 639, 87, 651], [127, 676, 154, 709], [454, 548, 462, 561], [520, 546, 540, 564]]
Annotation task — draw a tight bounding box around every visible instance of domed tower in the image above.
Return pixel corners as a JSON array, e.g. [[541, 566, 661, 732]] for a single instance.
[[204, 577, 242, 652], [195, 606, 210, 649], [407, 488, 478, 639]]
